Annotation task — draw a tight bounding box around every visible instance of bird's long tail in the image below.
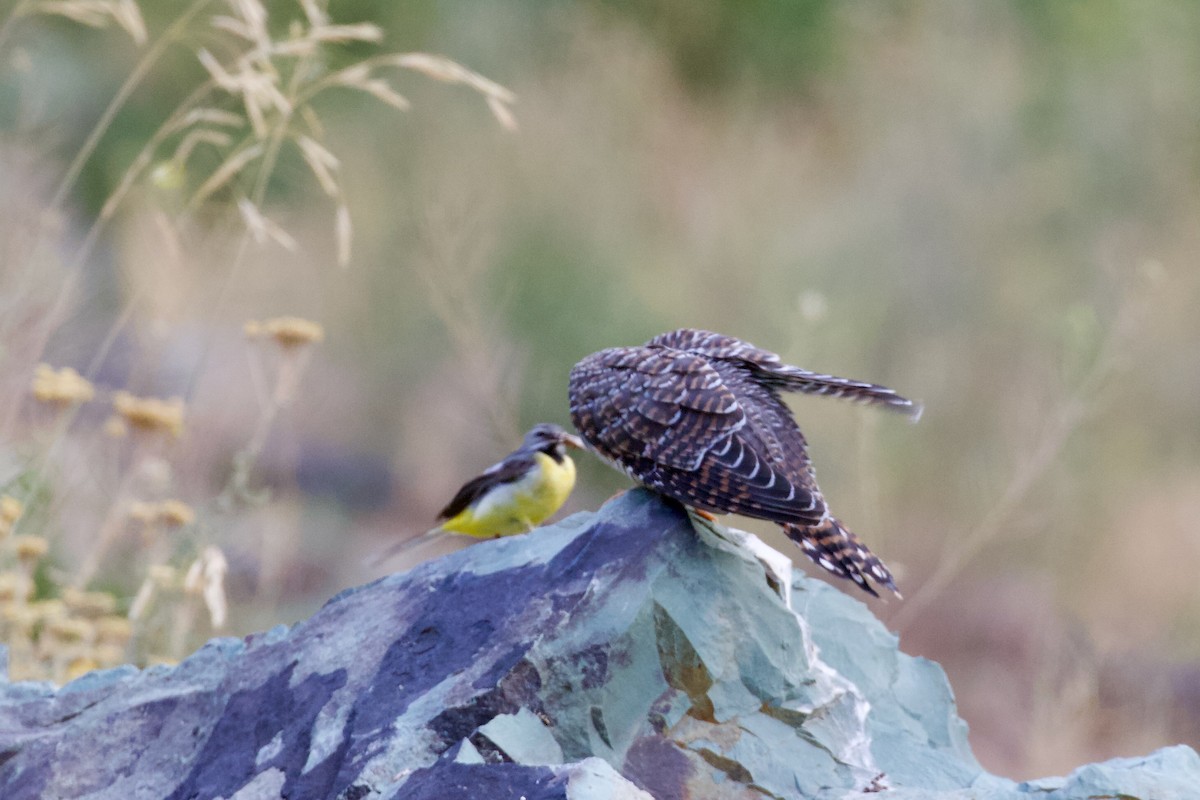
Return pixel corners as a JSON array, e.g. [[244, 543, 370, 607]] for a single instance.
[[783, 517, 900, 598], [368, 528, 448, 568], [754, 366, 922, 421]]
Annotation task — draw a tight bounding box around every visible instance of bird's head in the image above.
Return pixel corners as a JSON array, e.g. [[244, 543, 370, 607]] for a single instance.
[[522, 423, 584, 462]]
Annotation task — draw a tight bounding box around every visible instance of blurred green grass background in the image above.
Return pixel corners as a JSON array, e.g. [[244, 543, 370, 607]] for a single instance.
[[2, 0, 1199, 779]]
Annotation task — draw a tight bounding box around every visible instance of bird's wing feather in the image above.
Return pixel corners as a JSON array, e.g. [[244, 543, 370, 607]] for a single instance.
[[437, 452, 536, 520], [569, 347, 827, 526], [571, 347, 743, 471]]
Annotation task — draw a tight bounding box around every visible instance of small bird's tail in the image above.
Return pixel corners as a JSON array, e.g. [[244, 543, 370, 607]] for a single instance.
[[368, 528, 447, 568], [783, 518, 900, 599]]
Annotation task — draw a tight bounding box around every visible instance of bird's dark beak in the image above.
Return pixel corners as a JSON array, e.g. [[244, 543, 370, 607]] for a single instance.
[[561, 433, 585, 450]]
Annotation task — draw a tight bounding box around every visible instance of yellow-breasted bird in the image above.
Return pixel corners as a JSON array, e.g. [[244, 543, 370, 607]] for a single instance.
[[568, 329, 920, 598], [381, 423, 584, 561]]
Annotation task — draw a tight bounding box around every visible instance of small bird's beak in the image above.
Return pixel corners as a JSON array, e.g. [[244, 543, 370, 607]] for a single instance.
[[561, 432, 585, 450]]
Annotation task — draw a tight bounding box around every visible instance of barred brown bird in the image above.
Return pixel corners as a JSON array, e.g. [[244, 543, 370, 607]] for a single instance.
[[568, 328, 920, 598]]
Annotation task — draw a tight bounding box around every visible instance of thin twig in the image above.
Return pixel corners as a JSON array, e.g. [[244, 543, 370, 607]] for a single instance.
[[890, 289, 1147, 631]]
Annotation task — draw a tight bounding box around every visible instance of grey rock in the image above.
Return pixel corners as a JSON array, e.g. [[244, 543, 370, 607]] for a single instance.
[[0, 490, 1195, 799]]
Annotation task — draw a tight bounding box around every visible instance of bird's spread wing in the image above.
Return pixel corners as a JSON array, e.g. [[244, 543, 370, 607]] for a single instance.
[[570, 346, 827, 526], [437, 452, 536, 521], [648, 328, 920, 419]]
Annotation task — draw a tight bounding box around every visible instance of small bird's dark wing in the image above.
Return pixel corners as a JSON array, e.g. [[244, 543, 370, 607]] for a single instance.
[[648, 328, 921, 419], [437, 452, 536, 521], [569, 346, 827, 526]]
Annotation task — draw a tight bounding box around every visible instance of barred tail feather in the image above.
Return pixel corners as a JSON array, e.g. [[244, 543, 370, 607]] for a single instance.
[[783, 518, 900, 598], [758, 367, 922, 421]]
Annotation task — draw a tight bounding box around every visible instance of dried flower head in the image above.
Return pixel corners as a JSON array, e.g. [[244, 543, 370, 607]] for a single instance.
[[112, 392, 186, 437], [31, 599, 67, 622], [248, 316, 326, 348], [130, 500, 196, 531], [32, 364, 95, 406], [63, 588, 119, 618], [96, 616, 134, 646], [0, 603, 37, 632], [45, 617, 94, 645], [13, 535, 49, 563], [159, 500, 196, 528], [0, 495, 21, 541], [0, 573, 25, 603], [1, 496, 24, 525]]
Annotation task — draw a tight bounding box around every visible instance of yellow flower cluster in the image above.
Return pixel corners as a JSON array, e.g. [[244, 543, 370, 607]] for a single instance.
[[31, 365, 95, 406], [63, 587, 119, 618], [12, 535, 48, 563], [110, 392, 186, 438], [0, 531, 130, 683], [244, 316, 325, 347]]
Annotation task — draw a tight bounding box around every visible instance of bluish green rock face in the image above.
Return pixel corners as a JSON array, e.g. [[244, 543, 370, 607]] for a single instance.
[[0, 490, 1196, 799]]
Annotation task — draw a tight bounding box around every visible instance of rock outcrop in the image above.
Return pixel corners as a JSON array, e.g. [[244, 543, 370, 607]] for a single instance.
[[0, 490, 1196, 799]]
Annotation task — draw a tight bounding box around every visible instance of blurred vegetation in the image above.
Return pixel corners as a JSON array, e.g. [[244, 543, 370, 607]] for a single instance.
[[2, 0, 1199, 781]]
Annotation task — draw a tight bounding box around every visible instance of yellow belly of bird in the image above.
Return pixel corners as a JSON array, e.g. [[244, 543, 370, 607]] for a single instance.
[[440, 452, 576, 538]]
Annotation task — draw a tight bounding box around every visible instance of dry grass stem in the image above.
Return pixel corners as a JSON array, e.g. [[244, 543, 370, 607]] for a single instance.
[[891, 282, 1155, 632], [183, 545, 228, 629], [294, 134, 340, 197], [237, 198, 298, 250], [29, 0, 146, 43], [416, 207, 522, 442], [191, 143, 265, 207], [222, 317, 323, 509], [335, 203, 352, 267]]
